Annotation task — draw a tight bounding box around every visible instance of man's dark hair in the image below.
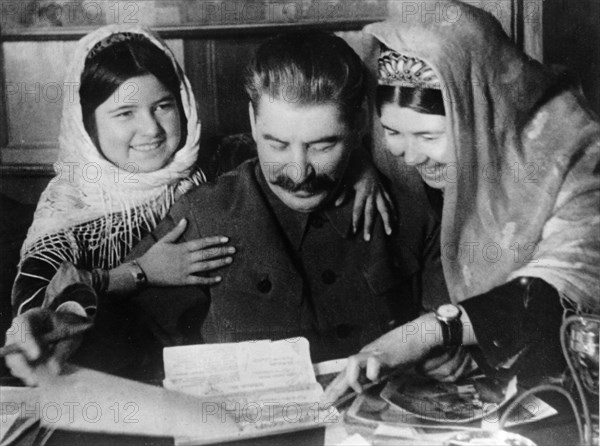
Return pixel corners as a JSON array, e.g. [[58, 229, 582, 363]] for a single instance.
[[244, 32, 367, 124]]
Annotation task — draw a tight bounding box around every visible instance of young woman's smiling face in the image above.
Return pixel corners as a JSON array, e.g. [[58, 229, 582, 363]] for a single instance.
[[94, 74, 182, 173]]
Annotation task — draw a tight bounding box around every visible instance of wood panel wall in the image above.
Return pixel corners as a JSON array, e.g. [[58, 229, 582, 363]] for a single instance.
[[0, 0, 544, 204]]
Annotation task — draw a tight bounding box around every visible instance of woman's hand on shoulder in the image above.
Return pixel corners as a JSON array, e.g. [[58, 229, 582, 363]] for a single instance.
[[338, 161, 396, 241], [137, 218, 235, 286]]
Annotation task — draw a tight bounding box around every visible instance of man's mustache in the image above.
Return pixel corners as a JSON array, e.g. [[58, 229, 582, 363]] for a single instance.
[[271, 170, 336, 194]]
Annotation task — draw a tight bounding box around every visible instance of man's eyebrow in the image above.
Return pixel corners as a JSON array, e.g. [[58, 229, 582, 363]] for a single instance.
[[263, 134, 287, 144], [262, 134, 342, 145], [413, 130, 445, 136], [307, 136, 340, 145]]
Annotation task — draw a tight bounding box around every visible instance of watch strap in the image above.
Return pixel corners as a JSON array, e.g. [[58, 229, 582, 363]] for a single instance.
[[445, 315, 463, 346], [128, 260, 148, 290]]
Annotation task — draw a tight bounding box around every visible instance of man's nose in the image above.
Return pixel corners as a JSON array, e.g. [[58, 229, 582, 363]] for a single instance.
[[289, 146, 311, 182]]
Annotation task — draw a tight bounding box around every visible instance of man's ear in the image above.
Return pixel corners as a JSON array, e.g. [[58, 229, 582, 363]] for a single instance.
[[248, 101, 258, 141]]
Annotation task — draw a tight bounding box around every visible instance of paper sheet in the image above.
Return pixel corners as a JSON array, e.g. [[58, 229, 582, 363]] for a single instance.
[[163, 338, 316, 395], [163, 338, 340, 445]]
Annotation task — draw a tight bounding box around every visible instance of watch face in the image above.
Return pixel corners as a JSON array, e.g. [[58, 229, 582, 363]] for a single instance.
[[438, 304, 460, 319]]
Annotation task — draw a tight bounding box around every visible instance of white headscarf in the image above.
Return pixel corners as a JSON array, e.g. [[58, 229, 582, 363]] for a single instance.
[[21, 24, 204, 267]]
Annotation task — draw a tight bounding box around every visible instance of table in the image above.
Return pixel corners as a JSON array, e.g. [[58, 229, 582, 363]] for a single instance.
[[4, 390, 584, 446]]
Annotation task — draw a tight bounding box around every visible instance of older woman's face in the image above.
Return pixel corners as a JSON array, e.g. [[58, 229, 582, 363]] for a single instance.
[[380, 104, 454, 190]]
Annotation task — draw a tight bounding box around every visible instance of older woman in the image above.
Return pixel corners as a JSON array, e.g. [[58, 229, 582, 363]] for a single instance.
[[326, 0, 599, 400]]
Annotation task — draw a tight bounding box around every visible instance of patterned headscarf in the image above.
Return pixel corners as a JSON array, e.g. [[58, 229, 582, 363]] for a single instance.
[[21, 24, 204, 267], [365, 1, 600, 314]]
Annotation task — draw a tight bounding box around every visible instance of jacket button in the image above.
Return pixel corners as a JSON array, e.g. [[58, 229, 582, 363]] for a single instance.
[[257, 277, 272, 293], [336, 324, 352, 339], [321, 270, 336, 284]]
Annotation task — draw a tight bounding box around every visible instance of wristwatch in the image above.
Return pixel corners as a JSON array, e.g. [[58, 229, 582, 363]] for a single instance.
[[127, 260, 148, 290], [435, 304, 463, 347]]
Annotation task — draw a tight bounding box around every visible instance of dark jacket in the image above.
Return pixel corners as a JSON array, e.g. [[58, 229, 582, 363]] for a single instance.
[[92, 159, 446, 378]]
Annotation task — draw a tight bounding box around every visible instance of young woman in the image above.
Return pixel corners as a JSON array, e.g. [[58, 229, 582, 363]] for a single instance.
[[5, 25, 236, 385], [6, 25, 393, 385], [325, 0, 599, 400]]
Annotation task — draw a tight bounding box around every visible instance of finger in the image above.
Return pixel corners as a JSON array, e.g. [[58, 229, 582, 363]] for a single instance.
[[439, 351, 472, 383], [17, 335, 42, 363], [5, 354, 38, 386], [159, 219, 188, 243], [352, 192, 367, 234], [335, 188, 347, 207], [345, 355, 365, 394], [420, 351, 452, 373], [376, 193, 393, 236], [45, 357, 62, 377], [189, 246, 235, 263], [321, 372, 349, 406], [422, 349, 463, 380], [365, 356, 382, 382], [184, 236, 229, 251], [189, 257, 233, 273], [363, 196, 374, 242], [186, 275, 223, 286], [381, 188, 397, 221]]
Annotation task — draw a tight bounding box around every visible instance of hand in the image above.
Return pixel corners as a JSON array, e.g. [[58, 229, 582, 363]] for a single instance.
[[4, 308, 87, 386], [322, 313, 443, 405], [322, 350, 386, 406], [417, 346, 477, 382], [137, 218, 235, 286], [337, 163, 395, 241]]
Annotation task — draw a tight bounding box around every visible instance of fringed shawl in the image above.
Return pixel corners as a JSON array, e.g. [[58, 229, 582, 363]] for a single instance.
[[365, 1, 600, 314], [20, 25, 204, 271]]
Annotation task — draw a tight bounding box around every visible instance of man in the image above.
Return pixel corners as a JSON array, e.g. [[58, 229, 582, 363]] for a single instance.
[[122, 32, 445, 374]]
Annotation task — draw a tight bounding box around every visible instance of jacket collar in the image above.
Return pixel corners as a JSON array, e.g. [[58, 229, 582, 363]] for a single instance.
[[254, 161, 352, 250]]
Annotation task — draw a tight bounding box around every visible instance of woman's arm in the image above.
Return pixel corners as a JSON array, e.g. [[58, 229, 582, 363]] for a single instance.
[[322, 277, 562, 403], [460, 277, 564, 375], [12, 234, 78, 316], [322, 309, 476, 402]]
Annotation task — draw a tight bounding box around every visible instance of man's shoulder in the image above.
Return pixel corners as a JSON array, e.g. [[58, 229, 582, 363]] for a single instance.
[[180, 159, 260, 212]]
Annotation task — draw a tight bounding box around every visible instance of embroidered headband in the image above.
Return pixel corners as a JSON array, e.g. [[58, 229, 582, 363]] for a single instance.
[[378, 46, 441, 90]]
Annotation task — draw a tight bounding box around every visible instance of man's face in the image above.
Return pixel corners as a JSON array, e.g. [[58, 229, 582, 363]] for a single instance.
[[250, 97, 354, 213]]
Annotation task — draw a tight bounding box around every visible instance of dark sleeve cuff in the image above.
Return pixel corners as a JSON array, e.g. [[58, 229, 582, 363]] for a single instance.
[[461, 277, 564, 374]]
